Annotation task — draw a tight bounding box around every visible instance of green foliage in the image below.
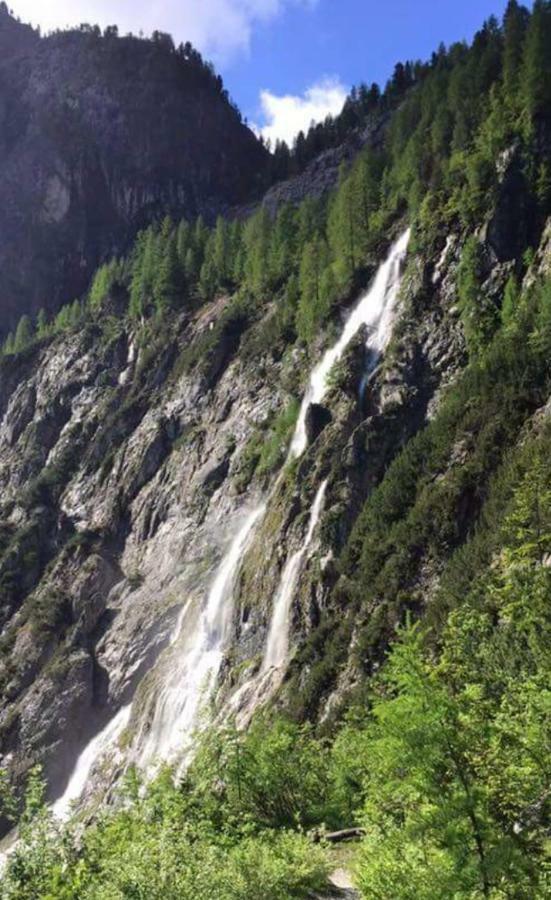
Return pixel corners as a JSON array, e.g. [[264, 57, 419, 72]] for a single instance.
[[186, 716, 333, 830], [234, 399, 299, 490], [292, 270, 551, 719], [256, 399, 300, 476], [0, 741, 330, 900], [501, 273, 521, 326], [3, 0, 551, 370], [88, 259, 122, 310], [36, 309, 49, 339], [296, 236, 331, 344], [13, 315, 34, 353], [355, 446, 551, 897], [154, 229, 183, 315], [243, 207, 273, 299], [457, 236, 499, 354], [520, 0, 551, 130], [503, 1, 529, 106]]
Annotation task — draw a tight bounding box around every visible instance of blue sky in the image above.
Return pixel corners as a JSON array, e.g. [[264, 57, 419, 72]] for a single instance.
[[14, 0, 512, 143]]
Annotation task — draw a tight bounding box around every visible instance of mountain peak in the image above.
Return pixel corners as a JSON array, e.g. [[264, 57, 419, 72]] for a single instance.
[[0, 18, 268, 333]]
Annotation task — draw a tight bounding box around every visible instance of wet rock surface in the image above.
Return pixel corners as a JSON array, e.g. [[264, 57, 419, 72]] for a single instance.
[[0, 211, 537, 826]]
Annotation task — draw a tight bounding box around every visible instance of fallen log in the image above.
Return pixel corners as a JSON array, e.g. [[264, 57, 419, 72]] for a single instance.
[[312, 827, 366, 844]]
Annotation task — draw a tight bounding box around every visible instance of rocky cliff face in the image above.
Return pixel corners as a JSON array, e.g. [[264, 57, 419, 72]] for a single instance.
[[0, 15, 549, 823], [0, 6, 268, 334], [3, 198, 543, 826]]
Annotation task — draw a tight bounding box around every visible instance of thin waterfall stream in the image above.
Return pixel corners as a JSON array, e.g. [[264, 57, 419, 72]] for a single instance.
[[262, 480, 328, 673], [53, 706, 132, 821], [51, 228, 410, 818]]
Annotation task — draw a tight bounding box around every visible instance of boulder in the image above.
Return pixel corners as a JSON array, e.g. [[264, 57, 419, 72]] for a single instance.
[[305, 403, 333, 445]]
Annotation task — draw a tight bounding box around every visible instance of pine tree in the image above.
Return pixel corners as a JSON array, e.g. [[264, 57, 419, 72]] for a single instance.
[[228, 219, 243, 284], [296, 236, 330, 343], [36, 309, 49, 339], [129, 227, 157, 319], [13, 315, 34, 352], [213, 216, 232, 287], [457, 236, 499, 353], [194, 216, 210, 261], [176, 219, 192, 266], [520, 0, 551, 129], [270, 203, 297, 285], [154, 232, 182, 315], [198, 239, 218, 302], [328, 162, 360, 286], [502, 0, 529, 107], [501, 274, 520, 326], [2, 332, 14, 356], [184, 245, 201, 289], [296, 197, 324, 251], [89, 260, 118, 310], [243, 207, 272, 298], [68, 300, 82, 328], [54, 305, 72, 332], [354, 150, 384, 247]]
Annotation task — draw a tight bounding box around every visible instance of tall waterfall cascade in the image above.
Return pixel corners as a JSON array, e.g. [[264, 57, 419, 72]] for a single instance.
[[50, 227, 410, 819], [231, 227, 411, 718], [53, 504, 264, 815], [289, 228, 411, 459], [135, 503, 266, 771]]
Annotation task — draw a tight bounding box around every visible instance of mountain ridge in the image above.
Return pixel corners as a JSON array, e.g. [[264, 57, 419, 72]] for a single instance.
[[0, 4, 268, 334]]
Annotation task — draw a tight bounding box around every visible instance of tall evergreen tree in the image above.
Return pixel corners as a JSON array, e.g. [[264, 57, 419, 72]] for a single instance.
[[243, 207, 272, 298], [2, 332, 14, 356], [154, 232, 182, 315], [129, 227, 158, 319], [198, 233, 219, 302], [296, 236, 330, 343], [328, 162, 360, 285], [521, 0, 551, 129], [36, 309, 49, 339], [213, 216, 232, 287], [176, 219, 192, 265], [13, 314, 33, 352], [503, 1, 530, 105], [270, 203, 298, 285]]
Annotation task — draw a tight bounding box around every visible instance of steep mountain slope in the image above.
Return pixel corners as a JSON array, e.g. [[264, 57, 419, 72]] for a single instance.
[[1, 2, 551, 897], [0, 4, 268, 334]]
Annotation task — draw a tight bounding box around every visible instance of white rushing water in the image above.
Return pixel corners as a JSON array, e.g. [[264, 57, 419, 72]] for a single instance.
[[53, 704, 131, 821], [43, 228, 411, 817], [262, 480, 328, 672], [289, 228, 411, 459], [137, 503, 266, 769]]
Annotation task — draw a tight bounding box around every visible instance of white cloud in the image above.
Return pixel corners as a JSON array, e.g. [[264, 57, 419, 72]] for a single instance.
[[256, 76, 348, 146], [11, 0, 317, 64]]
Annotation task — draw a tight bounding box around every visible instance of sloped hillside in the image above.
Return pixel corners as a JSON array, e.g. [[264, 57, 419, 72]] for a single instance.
[[1, 2, 551, 898], [0, 3, 268, 333]]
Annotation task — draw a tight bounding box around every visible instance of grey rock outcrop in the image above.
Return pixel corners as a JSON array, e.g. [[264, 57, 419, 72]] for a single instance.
[[1, 207, 535, 826]]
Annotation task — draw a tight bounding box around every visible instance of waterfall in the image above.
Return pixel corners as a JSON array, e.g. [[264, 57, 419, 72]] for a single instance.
[[289, 228, 411, 459], [231, 228, 411, 718], [262, 480, 327, 672], [51, 504, 264, 816], [136, 503, 266, 770], [53, 704, 131, 820], [44, 228, 411, 816]]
